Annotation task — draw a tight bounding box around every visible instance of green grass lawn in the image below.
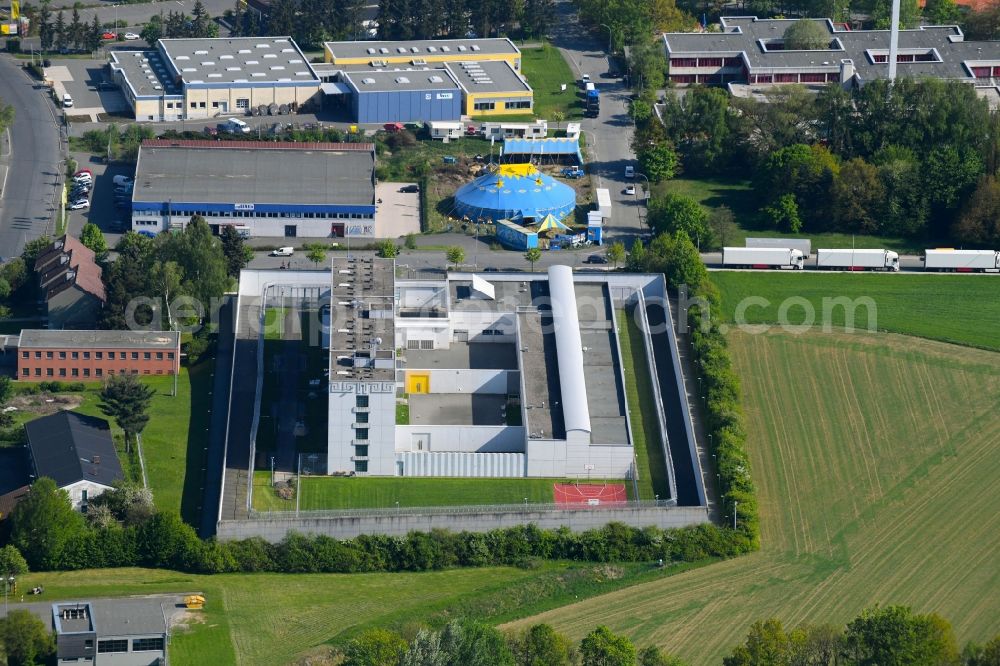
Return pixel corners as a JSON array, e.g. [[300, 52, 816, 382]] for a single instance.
[[616, 308, 669, 501], [711, 272, 1000, 351], [656, 177, 928, 253], [519, 45, 583, 120], [510, 330, 1000, 660], [252, 472, 634, 511], [69, 367, 210, 523]]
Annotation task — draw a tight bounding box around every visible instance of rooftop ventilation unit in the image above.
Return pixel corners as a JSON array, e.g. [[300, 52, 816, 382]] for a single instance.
[[471, 44, 481, 51], [194, 50, 208, 55], [370, 59, 387, 67], [367, 47, 376, 54], [427, 46, 437, 52], [441, 46, 450, 52], [362, 77, 376, 85], [410, 47, 419, 53], [411, 58, 426, 65], [397, 47, 407, 53], [396, 76, 410, 83], [458, 45, 467, 51], [380, 47, 389, 54], [256, 43, 270, 48], [429, 75, 443, 83], [239, 49, 251, 54], [220, 54, 234, 60]]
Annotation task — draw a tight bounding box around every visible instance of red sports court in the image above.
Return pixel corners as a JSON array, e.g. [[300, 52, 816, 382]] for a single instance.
[[552, 482, 627, 506]]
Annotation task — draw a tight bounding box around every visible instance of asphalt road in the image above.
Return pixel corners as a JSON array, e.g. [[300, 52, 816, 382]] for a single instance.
[[0, 55, 63, 259], [548, 0, 647, 246]]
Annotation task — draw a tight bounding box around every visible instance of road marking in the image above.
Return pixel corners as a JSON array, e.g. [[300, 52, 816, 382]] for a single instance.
[[1, 127, 10, 158], [0, 165, 8, 200]]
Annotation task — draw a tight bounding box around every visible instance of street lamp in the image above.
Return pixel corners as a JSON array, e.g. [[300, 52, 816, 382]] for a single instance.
[[599, 24, 613, 54], [733, 500, 738, 530], [634, 172, 650, 230]]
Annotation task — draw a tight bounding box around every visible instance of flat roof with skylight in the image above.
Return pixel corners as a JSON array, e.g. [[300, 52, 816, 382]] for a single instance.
[[343, 68, 461, 93], [325, 37, 520, 63], [447, 60, 532, 94], [159, 36, 319, 85]]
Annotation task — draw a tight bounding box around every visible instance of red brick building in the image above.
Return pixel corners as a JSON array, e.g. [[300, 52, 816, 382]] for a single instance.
[[17, 330, 181, 381]]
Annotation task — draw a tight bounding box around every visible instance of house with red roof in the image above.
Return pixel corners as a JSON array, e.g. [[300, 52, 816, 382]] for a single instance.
[[34, 235, 107, 330]]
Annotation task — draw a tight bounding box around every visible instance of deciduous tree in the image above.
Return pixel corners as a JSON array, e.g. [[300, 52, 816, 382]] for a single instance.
[[10, 477, 86, 570], [783, 19, 830, 49], [80, 222, 108, 255], [580, 625, 636, 666], [100, 373, 156, 451], [446, 245, 466, 268], [344, 628, 407, 666], [0, 610, 56, 666]]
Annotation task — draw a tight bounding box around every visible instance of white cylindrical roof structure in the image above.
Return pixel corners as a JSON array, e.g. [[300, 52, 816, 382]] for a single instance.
[[547, 264, 591, 435]]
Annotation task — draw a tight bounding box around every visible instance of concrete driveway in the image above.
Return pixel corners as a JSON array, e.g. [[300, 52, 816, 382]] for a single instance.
[[48, 58, 128, 121], [375, 182, 421, 238]]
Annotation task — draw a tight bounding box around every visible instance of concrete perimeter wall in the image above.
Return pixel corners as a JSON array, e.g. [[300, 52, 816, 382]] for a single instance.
[[217, 506, 710, 542]]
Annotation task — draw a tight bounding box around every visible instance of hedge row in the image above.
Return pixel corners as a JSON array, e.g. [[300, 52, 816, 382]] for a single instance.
[[36, 514, 747, 574], [689, 281, 761, 548]]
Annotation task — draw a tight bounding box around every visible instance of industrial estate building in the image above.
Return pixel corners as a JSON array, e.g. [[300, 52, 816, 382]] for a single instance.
[[239, 259, 696, 493], [663, 17, 1000, 88], [50, 600, 168, 665], [320, 38, 534, 121], [16, 329, 181, 380], [131, 140, 376, 238], [110, 36, 321, 121]]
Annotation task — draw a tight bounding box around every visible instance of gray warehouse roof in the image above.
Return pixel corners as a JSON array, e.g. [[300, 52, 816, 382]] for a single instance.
[[91, 599, 168, 636], [133, 142, 375, 207], [325, 37, 519, 61], [446, 60, 532, 94], [19, 329, 180, 349], [159, 36, 319, 85], [344, 68, 461, 93], [110, 49, 182, 98]]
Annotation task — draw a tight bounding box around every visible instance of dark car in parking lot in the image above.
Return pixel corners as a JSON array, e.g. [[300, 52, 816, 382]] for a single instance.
[[399, 184, 420, 193], [584, 254, 608, 264]]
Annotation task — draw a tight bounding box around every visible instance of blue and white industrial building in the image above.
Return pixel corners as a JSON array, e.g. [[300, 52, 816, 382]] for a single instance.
[[342, 68, 463, 124], [130, 139, 377, 238]]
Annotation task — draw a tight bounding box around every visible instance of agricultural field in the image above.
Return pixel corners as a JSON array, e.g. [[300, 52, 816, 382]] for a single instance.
[[506, 330, 1000, 661], [710, 272, 1000, 351], [251, 472, 633, 511]]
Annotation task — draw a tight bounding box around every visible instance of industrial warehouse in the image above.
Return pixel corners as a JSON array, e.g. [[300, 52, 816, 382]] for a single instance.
[[130, 140, 377, 238], [319, 37, 534, 122], [109, 36, 322, 121], [234, 259, 703, 500]]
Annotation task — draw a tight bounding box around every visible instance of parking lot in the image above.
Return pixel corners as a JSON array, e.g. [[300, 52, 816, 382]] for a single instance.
[[48, 58, 128, 121], [66, 151, 134, 242]]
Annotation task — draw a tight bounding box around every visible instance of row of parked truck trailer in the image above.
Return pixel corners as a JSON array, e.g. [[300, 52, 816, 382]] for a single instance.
[[721, 240, 1000, 272]]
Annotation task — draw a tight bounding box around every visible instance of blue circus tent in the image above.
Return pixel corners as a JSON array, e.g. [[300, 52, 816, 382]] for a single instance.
[[453, 165, 576, 224]]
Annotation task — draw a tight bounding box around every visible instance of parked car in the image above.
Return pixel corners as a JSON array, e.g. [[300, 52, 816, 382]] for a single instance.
[[383, 122, 404, 133], [203, 125, 219, 137], [562, 167, 584, 178], [62, 94, 73, 108], [67, 199, 90, 210], [74, 169, 93, 178], [584, 254, 608, 264], [112, 175, 133, 187], [73, 172, 92, 181], [270, 246, 294, 257], [579, 74, 591, 87], [399, 184, 419, 193], [101, 32, 117, 40], [624, 165, 635, 178], [123, 32, 140, 40], [624, 184, 636, 195]]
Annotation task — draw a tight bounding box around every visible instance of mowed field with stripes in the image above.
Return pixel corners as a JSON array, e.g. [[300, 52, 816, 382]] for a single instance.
[[506, 329, 1000, 662]]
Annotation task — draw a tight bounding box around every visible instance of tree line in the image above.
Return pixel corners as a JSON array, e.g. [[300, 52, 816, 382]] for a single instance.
[[226, 0, 366, 49], [640, 79, 1000, 247], [5, 478, 748, 574], [139, 0, 219, 44], [32, 5, 105, 53], [340, 622, 684, 666], [376, 0, 555, 41], [724, 606, 1000, 665]]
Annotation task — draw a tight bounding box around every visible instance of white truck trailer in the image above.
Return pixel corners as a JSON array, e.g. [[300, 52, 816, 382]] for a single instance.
[[746, 237, 812, 258], [722, 247, 805, 270], [924, 249, 1000, 272], [816, 248, 900, 271]]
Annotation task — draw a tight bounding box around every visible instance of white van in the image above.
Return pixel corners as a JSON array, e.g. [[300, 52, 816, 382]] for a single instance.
[[270, 246, 294, 257], [226, 118, 250, 134], [63, 94, 74, 108]]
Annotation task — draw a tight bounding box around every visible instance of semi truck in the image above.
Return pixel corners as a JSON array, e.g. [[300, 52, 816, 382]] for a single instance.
[[722, 247, 805, 270], [746, 237, 812, 258], [816, 248, 900, 271], [585, 88, 600, 117], [924, 249, 1000, 272]]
